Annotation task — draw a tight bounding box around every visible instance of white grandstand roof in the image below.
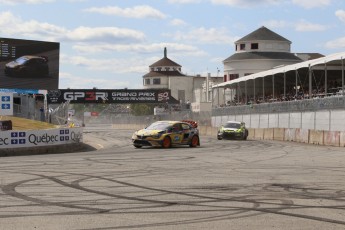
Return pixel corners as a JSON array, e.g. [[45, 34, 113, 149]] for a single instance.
[[214, 51, 345, 88]]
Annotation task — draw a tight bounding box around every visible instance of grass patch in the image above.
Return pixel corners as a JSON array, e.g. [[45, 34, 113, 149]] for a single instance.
[[1, 116, 59, 130]]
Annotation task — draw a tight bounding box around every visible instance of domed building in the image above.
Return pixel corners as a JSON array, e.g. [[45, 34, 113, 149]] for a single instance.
[[143, 47, 186, 89], [223, 26, 303, 82]]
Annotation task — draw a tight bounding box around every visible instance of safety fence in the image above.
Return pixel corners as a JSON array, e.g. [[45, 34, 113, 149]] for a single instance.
[[13, 95, 44, 121], [213, 95, 345, 116], [43, 95, 345, 133]]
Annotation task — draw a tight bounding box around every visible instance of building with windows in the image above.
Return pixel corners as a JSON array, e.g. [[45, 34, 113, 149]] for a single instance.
[[143, 48, 223, 111], [213, 26, 344, 107], [223, 26, 303, 82]]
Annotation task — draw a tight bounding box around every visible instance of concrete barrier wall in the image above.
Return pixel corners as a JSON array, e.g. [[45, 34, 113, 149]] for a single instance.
[[309, 130, 324, 145], [324, 131, 340, 146], [295, 129, 309, 143], [248, 128, 255, 139], [340, 132, 345, 147], [254, 128, 264, 140], [273, 128, 285, 141], [264, 128, 274, 140], [284, 128, 296, 142]]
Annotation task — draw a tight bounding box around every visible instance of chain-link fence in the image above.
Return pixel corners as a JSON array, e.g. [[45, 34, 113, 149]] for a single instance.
[[48, 101, 70, 125], [109, 110, 212, 127], [44, 95, 345, 131], [13, 95, 45, 121]]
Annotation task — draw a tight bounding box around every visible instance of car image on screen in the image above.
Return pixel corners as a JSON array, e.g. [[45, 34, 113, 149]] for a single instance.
[[4, 55, 49, 77]]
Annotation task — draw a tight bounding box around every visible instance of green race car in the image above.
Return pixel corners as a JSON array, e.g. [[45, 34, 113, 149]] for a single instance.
[[217, 121, 248, 140]]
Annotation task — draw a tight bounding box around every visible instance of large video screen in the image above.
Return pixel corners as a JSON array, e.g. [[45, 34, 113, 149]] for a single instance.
[[0, 37, 59, 90]]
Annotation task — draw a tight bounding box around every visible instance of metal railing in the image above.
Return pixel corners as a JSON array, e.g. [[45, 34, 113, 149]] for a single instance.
[[212, 95, 345, 116]]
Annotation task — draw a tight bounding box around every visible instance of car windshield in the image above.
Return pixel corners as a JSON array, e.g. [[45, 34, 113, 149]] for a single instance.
[[224, 123, 241, 129], [15, 57, 29, 65], [146, 122, 171, 130]]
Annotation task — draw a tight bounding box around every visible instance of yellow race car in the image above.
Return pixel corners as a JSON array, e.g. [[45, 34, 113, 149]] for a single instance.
[[132, 120, 200, 148]]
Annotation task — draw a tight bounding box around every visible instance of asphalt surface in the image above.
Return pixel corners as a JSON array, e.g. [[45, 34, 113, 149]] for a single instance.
[[1, 124, 345, 230]]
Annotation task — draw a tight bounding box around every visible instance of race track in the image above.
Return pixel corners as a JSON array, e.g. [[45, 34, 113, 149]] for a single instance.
[[1, 124, 345, 230]]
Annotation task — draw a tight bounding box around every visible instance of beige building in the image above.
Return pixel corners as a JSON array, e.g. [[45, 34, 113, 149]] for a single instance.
[[223, 26, 303, 82], [142, 27, 323, 108], [143, 48, 223, 111]]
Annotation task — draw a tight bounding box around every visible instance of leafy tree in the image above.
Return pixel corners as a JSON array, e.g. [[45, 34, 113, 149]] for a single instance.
[[130, 104, 154, 116]]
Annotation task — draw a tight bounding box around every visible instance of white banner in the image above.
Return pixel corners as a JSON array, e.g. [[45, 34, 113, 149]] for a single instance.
[[0, 127, 83, 149], [0, 92, 13, 116]]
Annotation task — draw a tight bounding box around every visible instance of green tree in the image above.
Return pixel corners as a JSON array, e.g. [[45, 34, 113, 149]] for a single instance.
[[130, 104, 154, 116]]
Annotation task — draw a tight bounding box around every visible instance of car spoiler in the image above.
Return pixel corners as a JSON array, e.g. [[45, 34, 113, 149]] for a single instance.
[[182, 120, 198, 128]]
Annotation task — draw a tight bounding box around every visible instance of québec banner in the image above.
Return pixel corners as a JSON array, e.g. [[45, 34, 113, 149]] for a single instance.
[[47, 89, 180, 104], [0, 127, 83, 149]]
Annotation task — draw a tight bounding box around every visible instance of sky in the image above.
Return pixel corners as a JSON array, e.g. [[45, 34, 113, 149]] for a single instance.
[[1, 0, 345, 90]]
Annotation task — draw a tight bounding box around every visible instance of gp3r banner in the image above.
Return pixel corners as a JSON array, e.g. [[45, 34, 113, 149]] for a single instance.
[[47, 89, 180, 104]]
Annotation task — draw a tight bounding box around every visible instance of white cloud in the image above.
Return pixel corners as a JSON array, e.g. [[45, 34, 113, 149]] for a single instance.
[[61, 55, 149, 75], [261, 20, 291, 29], [171, 27, 236, 44], [210, 0, 280, 7], [59, 72, 138, 89], [325, 37, 345, 49], [83, 5, 166, 19], [291, 0, 331, 9], [72, 42, 206, 57], [295, 20, 327, 32], [0, 11, 66, 40], [0, 12, 145, 43], [66, 27, 145, 43], [335, 10, 345, 23], [168, 0, 202, 3], [0, 0, 54, 4], [170, 19, 187, 26], [262, 19, 329, 32]]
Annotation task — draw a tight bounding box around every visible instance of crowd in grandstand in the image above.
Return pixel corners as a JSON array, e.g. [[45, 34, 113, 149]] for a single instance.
[[224, 83, 344, 107]]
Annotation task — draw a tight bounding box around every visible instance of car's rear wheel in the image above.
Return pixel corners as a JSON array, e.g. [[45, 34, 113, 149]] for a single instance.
[[134, 145, 142, 148], [217, 132, 222, 140], [242, 131, 247, 140], [162, 137, 171, 148], [190, 135, 199, 147], [244, 130, 249, 140]]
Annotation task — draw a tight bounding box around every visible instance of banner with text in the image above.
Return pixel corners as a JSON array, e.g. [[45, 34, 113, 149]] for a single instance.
[[0, 127, 83, 149], [47, 89, 179, 104]]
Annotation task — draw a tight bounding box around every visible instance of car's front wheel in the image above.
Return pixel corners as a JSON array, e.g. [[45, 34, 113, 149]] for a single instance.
[[134, 145, 142, 148], [162, 137, 171, 148]]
